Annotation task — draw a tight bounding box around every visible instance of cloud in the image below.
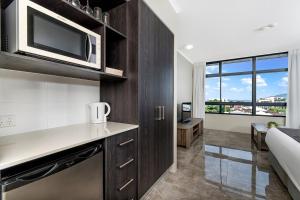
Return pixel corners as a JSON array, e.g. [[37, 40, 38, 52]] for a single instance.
[[279, 76, 288, 87], [222, 77, 230, 81], [222, 82, 228, 88], [206, 65, 218, 74], [241, 75, 267, 87], [241, 77, 252, 85], [256, 75, 267, 87], [230, 87, 244, 92]]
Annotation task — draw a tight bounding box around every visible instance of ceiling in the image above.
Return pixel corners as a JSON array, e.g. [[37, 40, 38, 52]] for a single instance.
[[160, 0, 300, 63]]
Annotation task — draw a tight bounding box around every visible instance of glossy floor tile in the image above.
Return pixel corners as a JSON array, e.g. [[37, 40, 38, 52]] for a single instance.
[[142, 129, 291, 200]]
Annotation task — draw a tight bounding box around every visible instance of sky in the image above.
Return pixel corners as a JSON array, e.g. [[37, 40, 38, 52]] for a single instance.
[[205, 55, 288, 101]]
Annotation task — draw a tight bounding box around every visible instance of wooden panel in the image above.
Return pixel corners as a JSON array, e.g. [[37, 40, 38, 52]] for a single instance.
[[107, 3, 127, 35], [138, 2, 157, 196], [100, 0, 138, 124], [0, 51, 128, 81]]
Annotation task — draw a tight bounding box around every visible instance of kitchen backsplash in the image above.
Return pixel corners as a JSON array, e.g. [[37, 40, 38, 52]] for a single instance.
[[0, 69, 100, 136]]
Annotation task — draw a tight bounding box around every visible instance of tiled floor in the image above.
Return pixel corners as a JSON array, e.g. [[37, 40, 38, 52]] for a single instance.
[[142, 129, 291, 200]]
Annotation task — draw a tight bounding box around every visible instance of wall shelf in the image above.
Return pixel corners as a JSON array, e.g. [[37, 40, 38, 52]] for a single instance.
[[106, 25, 127, 39], [0, 52, 127, 81], [31, 0, 128, 31], [31, 0, 104, 29], [82, 0, 127, 12]]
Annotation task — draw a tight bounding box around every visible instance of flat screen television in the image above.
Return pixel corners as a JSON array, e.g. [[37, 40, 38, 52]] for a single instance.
[[181, 102, 192, 123]]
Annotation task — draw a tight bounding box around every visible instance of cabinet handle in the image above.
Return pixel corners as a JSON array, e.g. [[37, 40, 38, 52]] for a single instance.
[[161, 106, 165, 120], [119, 158, 134, 169], [155, 106, 162, 120], [118, 178, 134, 191], [119, 139, 134, 147]]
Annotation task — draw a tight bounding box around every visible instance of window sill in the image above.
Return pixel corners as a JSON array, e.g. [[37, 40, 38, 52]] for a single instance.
[[205, 112, 286, 118]]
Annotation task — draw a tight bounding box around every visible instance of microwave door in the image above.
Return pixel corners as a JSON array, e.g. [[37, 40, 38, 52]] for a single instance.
[[26, 7, 97, 67]]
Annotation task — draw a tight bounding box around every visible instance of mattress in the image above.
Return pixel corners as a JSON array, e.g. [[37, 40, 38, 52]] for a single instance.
[[266, 128, 300, 193]]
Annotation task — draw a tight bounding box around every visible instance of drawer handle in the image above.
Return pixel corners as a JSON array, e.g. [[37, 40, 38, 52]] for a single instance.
[[119, 139, 134, 147], [119, 158, 134, 169], [118, 178, 134, 191]]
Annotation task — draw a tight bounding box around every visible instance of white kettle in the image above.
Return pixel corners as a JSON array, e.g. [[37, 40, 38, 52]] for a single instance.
[[89, 102, 111, 124]]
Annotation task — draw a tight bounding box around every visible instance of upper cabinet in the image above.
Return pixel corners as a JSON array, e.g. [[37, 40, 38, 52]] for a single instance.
[[0, 0, 128, 81]]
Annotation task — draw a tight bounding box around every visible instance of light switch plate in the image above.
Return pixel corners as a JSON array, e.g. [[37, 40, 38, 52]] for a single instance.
[[0, 115, 16, 128]]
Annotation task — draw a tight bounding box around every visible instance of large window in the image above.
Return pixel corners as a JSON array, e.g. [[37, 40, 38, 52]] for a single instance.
[[205, 53, 288, 116]]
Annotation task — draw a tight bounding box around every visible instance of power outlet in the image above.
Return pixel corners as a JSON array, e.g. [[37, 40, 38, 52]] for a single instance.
[[0, 115, 16, 128]]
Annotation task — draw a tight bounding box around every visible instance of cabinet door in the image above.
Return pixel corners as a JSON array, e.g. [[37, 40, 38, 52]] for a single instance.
[[156, 19, 174, 178], [138, 1, 174, 198], [138, 1, 158, 197]]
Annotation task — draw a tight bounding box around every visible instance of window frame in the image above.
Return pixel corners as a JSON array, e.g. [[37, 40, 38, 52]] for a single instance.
[[205, 52, 288, 117]]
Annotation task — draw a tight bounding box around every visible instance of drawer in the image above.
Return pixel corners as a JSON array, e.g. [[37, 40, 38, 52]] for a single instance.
[[105, 129, 138, 200], [114, 130, 137, 165], [114, 177, 137, 200], [115, 161, 136, 187]]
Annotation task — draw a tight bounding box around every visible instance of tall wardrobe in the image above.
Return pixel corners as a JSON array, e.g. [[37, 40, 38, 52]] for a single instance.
[[101, 0, 174, 198]]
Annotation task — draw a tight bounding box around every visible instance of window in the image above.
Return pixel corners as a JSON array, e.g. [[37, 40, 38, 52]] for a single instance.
[[205, 53, 288, 116]]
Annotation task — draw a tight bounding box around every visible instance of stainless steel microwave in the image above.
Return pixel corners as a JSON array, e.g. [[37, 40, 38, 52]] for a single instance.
[[4, 0, 101, 69]]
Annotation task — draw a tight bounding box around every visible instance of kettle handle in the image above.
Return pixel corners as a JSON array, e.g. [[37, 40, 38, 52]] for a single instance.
[[104, 103, 111, 117]]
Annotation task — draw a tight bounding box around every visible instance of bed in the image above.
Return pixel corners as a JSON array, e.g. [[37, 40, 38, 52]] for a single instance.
[[266, 128, 300, 200]]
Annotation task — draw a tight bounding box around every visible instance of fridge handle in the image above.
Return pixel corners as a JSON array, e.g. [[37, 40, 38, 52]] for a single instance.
[[77, 144, 102, 159], [16, 163, 59, 182]]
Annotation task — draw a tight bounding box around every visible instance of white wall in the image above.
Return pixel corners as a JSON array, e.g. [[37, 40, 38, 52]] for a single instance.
[[177, 52, 193, 105], [143, 0, 178, 34], [0, 69, 100, 136], [205, 114, 285, 134]]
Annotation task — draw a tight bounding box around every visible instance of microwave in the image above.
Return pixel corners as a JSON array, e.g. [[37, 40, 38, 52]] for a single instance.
[[4, 0, 101, 69]]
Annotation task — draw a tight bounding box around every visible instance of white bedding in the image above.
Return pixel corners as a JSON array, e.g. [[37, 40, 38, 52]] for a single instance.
[[266, 128, 300, 192]]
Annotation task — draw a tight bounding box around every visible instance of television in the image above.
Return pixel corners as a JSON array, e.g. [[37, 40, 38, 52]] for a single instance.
[[181, 102, 192, 123]]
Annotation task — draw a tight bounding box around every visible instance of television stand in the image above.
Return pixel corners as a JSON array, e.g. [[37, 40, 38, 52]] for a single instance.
[[181, 118, 191, 123], [177, 118, 203, 148]]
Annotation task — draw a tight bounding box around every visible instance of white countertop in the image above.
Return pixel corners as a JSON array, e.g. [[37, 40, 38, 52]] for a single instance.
[[0, 122, 138, 170]]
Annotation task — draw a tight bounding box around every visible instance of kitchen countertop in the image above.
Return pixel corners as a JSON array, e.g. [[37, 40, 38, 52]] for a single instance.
[[0, 122, 138, 170]]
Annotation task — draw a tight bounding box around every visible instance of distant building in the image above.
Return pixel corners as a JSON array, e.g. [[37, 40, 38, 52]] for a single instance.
[[258, 96, 286, 103]]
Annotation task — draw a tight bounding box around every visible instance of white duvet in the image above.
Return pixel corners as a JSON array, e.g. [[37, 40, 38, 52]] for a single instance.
[[266, 128, 300, 192]]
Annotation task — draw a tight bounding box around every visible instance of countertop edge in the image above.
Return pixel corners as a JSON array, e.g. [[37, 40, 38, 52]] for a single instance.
[[0, 123, 139, 170]]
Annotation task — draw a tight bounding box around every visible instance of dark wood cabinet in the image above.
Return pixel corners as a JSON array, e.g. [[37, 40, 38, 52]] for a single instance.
[[101, 0, 174, 199], [105, 129, 138, 200], [138, 2, 174, 198]]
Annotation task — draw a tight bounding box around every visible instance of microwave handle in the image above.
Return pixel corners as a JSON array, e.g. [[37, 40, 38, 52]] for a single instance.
[[85, 35, 92, 62], [87, 35, 92, 62]]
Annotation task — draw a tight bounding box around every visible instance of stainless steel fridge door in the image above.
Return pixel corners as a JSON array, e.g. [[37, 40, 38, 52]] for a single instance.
[[3, 152, 103, 200]]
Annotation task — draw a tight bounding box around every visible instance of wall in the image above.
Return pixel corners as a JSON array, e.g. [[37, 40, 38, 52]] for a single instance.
[[143, 0, 178, 35], [205, 114, 285, 134], [0, 69, 100, 137], [177, 52, 193, 105]]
